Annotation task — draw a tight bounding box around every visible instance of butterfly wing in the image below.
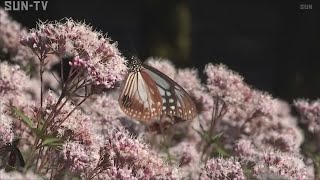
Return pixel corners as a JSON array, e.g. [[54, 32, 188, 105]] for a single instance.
[[142, 64, 197, 121], [119, 71, 163, 122]]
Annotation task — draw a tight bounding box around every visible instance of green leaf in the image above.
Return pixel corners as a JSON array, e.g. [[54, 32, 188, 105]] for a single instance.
[[10, 106, 47, 139], [31, 128, 43, 138], [216, 146, 230, 157], [41, 136, 64, 147], [210, 132, 223, 144], [11, 107, 33, 129]]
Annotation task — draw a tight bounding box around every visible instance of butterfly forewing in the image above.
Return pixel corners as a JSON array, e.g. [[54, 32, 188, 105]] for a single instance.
[[119, 71, 163, 122], [142, 65, 197, 121]]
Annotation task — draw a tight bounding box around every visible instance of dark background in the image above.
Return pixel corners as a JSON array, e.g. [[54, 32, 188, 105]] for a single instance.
[[2, 0, 319, 102]]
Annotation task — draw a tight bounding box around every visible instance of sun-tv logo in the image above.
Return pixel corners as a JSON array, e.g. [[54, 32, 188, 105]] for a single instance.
[[4, 1, 48, 11]]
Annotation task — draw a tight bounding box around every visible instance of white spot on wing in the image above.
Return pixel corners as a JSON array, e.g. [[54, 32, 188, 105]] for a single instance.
[[159, 88, 165, 96]]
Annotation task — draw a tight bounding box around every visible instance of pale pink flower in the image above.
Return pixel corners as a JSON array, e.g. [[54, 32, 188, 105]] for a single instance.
[[0, 103, 14, 144], [0, 8, 26, 54], [83, 94, 126, 130], [169, 141, 201, 179], [62, 141, 100, 174], [145, 57, 177, 79], [0, 62, 34, 118], [0, 169, 41, 180], [294, 99, 320, 133], [97, 165, 139, 180], [0, 63, 35, 150], [253, 151, 309, 180], [40, 91, 101, 146], [205, 63, 251, 105], [20, 19, 127, 88], [205, 69, 302, 153], [175, 68, 214, 115], [235, 139, 260, 161], [204, 63, 277, 116], [0, 62, 27, 95], [175, 68, 202, 92], [40, 92, 103, 177], [98, 128, 180, 179], [200, 157, 245, 180], [0, 8, 40, 69]]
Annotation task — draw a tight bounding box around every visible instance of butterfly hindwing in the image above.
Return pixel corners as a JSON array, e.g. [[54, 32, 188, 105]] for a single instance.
[[142, 65, 197, 121]]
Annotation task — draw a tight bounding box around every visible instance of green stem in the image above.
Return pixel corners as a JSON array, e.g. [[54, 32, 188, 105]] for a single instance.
[[23, 137, 40, 172]]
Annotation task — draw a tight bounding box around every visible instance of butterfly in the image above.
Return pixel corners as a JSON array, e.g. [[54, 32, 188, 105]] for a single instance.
[[0, 139, 25, 169], [119, 56, 197, 123]]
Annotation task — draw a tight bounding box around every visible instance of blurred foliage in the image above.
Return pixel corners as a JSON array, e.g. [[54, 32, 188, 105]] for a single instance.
[[143, 0, 191, 64]]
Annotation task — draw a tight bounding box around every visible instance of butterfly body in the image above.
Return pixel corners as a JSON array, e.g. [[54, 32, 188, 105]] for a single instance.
[[119, 57, 197, 123]]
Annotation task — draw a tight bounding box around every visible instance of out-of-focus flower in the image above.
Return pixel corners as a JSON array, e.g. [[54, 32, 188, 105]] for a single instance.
[[145, 57, 177, 79], [205, 63, 251, 105], [98, 128, 180, 179], [204, 63, 277, 117], [0, 102, 14, 144], [0, 8, 41, 70], [169, 141, 201, 179], [0, 8, 59, 77], [0, 62, 34, 116], [235, 139, 260, 161], [253, 151, 309, 180], [97, 165, 139, 180], [175, 68, 202, 92], [0, 62, 36, 150], [199, 157, 245, 180], [83, 94, 125, 130], [0, 62, 27, 95], [0, 169, 41, 180], [0, 8, 26, 54], [294, 99, 320, 133], [20, 19, 127, 88]]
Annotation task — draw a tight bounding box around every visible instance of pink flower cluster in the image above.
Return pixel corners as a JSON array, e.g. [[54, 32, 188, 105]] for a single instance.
[[20, 19, 127, 88], [0, 8, 26, 54], [0, 102, 14, 144], [0, 8, 38, 68], [146, 58, 310, 179], [0, 10, 318, 180], [169, 141, 201, 179], [0, 62, 27, 95], [253, 151, 308, 180], [0, 62, 34, 115], [98, 128, 180, 179], [199, 157, 245, 180], [0, 170, 41, 180], [294, 99, 320, 134], [82, 93, 127, 131]]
